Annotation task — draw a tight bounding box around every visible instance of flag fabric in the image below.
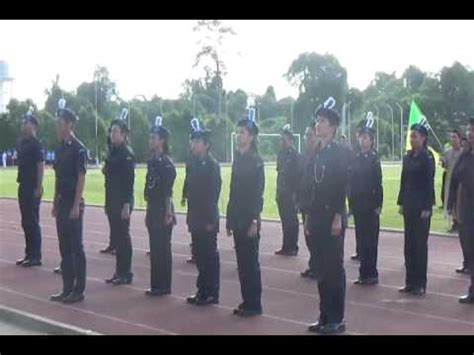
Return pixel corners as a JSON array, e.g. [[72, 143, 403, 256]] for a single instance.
[[405, 100, 440, 167]]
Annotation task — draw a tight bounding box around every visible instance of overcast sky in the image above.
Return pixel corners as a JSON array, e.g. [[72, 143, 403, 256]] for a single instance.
[[1, 20, 474, 108]]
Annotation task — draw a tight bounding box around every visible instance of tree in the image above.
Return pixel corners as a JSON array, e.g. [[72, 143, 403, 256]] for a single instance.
[[193, 20, 236, 121], [259, 86, 279, 120], [128, 106, 151, 163], [286, 52, 349, 134], [403, 65, 426, 93], [225, 89, 248, 123]]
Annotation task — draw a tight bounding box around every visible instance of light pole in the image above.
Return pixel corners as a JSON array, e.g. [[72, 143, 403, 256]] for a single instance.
[[341, 102, 347, 136], [225, 94, 229, 162], [346, 101, 352, 147], [290, 100, 294, 129], [386, 104, 394, 160], [373, 104, 380, 151], [395, 102, 403, 160], [94, 72, 99, 165]]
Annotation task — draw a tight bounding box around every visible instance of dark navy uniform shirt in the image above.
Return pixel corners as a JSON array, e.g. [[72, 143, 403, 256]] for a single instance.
[[226, 150, 265, 231], [53, 136, 88, 202], [185, 154, 221, 233], [276, 146, 300, 199], [397, 148, 435, 212], [16, 136, 44, 189], [305, 142, 350, 225], [104, 143, 135, 209], [144, 153, 176, 213], [348, 149, 383, 213]]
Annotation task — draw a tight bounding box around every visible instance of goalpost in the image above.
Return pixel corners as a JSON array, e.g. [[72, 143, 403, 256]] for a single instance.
[[230, 132, 302, 163]]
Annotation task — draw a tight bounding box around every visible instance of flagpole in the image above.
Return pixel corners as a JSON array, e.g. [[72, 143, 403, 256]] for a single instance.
[[395, 103, 403, 160], [428, 126, 444, 153]]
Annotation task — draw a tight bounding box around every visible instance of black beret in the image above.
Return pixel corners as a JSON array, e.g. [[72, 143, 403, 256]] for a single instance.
[[190, 129, 212, 141], [237, 118, 259, 136], [357, 120, 375, 136], [411, 123, 429, 137], [110, 119, 129, 133], [281, 124, 294, 139], [314, 107, 341, 127], [150, 125, 170, 139], [22, 114, 39, 127], [56, 108, 78, 123]]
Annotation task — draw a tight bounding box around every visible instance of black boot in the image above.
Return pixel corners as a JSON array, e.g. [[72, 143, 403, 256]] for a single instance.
[[105, 274, 119, 284], [145, 288, 170, 296], [16, 258, 26, 266], [459, 294, 474, 304], [308, 321, 325, 333], [49, 292, 70, 302], [196, 295, 219, 306], [456, 266, 470, 274], [410, 287, 426, 296], [319, 322, 346, 335], [112, 275, 133, 285], [62, 292, 85, 304], [354, 277, 378, 286], [275, 249, 298, 256], [186, 294, 199, 304], [398, 285, 414, 293], [21, 259, 42, 267], [234, 308, 262, 317], [100, 246, 115, 254]]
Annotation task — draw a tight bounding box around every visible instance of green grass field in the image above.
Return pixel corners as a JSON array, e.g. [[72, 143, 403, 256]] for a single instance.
[[0, 164, 448, 233]]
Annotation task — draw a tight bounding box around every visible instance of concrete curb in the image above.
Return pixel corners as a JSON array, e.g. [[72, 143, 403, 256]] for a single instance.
[[0, 304, 101, 335], [0, 197, 456, 239]]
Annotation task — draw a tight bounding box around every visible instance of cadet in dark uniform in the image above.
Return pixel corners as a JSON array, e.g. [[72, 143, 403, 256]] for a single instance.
[[103, 109, 135, 285], [185, 118, 221, 306], [397, 123, 435, 296], [349, 113, 383, 285], [16, 107, 44, 267], [274, 124, 300, 256], [144, 117, 177, 296], [101, 128, 117, 256], [50, 99, 88, 304], [298, 123, 318, 279], [226, 107, 265, 317], [306, 97, 349, 335], [449, 118, 474, 303], [182, 151, 197, 264]]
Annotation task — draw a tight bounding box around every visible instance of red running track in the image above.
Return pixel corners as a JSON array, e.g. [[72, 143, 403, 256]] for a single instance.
[[0, 198, 473, 335]]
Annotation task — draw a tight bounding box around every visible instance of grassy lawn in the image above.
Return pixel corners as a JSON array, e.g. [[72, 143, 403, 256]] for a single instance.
[[0, 164, 447, 233]]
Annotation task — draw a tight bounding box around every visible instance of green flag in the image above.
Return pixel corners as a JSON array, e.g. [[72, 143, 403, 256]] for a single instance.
[[405, 99, 440, 166], [405, 100, 424, 151]]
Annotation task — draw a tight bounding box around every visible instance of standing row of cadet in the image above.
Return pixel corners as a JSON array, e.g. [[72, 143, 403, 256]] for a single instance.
[[12, 97, 474, 334]]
